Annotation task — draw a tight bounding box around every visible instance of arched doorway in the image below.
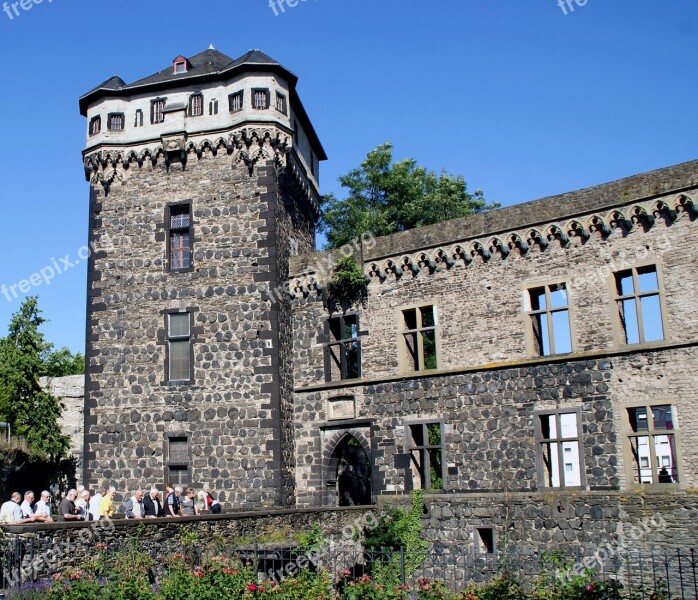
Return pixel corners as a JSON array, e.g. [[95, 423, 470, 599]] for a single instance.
[[331, 434, 371, 506]]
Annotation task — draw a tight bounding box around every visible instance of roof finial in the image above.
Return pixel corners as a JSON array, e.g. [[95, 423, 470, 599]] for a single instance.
[[209, 43, 215, 50]]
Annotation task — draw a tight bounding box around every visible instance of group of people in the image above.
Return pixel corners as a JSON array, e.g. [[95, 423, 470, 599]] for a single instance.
[[0, 484, 221, 524]]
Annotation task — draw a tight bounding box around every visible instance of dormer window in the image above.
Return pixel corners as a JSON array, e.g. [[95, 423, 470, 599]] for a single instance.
[[173, 56, 189, 74]]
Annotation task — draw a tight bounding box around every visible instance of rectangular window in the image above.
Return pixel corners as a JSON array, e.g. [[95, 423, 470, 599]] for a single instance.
[[252, 88, 270, 110], [166, 436, 190, 485], [474, 528, 496, 555], [107, 113, 124, 131], [229, 91, 243, 113], [134, 109, 143, 128], [209, 99, 219, 115], [167, 204, 192, 271], [189, 93, 204, 117], [167, 312, 191, 383], [89, 116, 101, 136], [526, 283, 572, 356], [151, 99, 166, 124], [626, 404, 678, 484], [325, 314, 361, 381], [293, 119, 299, 144], [275, 92, 287, 114], [535, 411, 583, 488], [614, 265, 664, 345], [402, 305, 437, 371], [407, 422, 444, 491]]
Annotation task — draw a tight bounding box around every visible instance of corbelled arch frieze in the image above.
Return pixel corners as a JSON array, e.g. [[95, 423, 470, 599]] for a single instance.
[[82, 125, 319, 213]]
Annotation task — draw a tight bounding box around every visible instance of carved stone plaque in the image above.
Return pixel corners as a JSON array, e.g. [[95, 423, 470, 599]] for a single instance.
[[328, 396, 355, 421]]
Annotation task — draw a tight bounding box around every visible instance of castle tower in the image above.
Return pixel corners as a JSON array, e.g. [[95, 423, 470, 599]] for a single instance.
[[79, 48, 325, 508]]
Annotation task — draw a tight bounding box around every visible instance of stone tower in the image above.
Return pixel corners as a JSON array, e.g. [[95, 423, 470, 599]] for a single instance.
[[79, 48, 325, 508]]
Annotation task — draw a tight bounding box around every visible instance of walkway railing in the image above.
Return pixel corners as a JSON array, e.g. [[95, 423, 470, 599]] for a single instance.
[[2, 535, 697, 598]]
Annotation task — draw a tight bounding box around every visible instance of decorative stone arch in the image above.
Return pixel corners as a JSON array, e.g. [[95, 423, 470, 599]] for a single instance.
[[322, 428, 372, 507]]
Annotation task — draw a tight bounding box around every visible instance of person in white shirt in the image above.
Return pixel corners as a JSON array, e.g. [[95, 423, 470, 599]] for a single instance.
[[19, 490, 35, 519], [125, 490, 145, 519], [0, 492, 35, 524], [75, 490, 91, 520], [33, 491, 54, 523], [89, 488, 104, 521]]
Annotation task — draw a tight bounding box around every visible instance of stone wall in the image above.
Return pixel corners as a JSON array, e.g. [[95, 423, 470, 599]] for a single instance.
[[83, 150, 314, 508], [291, 189, 698, 386], [41, 375, 85, 482], [288, 161, 698, 542], [2, 507, 373, 584], [2, 496, 695, 586]]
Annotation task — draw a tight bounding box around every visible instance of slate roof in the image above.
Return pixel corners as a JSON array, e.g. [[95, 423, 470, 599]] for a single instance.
[[79, 49, 325, 159]]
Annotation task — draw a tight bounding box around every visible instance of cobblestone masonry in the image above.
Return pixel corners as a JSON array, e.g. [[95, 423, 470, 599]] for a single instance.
[[289, 161, 698, 552], [83, 152, 313, 508]]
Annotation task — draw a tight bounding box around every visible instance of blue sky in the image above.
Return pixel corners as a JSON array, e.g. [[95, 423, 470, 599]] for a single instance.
[[0, 0, 695, 353]]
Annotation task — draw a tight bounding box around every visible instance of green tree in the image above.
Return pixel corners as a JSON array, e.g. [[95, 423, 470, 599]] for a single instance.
[[319, 142, 498, 248], [43, 346, 85, 376], [0, 297, 70, 461]]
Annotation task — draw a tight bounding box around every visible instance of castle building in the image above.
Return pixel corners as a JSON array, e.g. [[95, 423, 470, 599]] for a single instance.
[[80, 48, 325, 508], [80, 49, 697, 551]]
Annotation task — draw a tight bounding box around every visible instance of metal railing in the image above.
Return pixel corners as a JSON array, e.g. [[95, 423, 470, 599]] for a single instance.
[[2, 535, 697, 598]]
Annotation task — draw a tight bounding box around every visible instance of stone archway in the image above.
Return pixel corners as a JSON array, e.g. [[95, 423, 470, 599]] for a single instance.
[[323, 429, 372, 506]]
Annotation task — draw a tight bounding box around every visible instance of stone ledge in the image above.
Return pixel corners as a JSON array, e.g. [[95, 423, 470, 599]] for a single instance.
[[0, 504, 374, 534], [294, 340, 698, 393]]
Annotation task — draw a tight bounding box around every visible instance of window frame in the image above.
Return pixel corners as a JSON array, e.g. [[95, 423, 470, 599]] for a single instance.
[[399, 303, 439, 373], [523, 281, 575, 357], [151, 97, 166, 124], [188, 93, 204, 117], [623, 402, 681, 488], [134, 109, 143, 128], [323, 313, 362, 382], [404, 420, 445, 491], [473, 527, 497, 556], [228, 91, 244, 113], [275, 92, 287, 115], [164, 433, 190, 486], [165, 310, 193, 385], [533, 408, 586, 490], [610, 261, 668, 348], [252, 88, 270, 110], [88, 115, 101, 136], [107, 112, 125, 131], [165, 202, 194, 273]]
